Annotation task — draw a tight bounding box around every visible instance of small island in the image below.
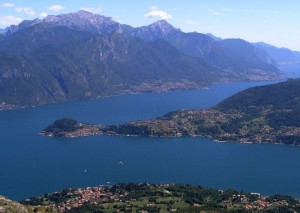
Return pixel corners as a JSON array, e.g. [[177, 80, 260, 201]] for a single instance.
[[42, 78, 300, 145]]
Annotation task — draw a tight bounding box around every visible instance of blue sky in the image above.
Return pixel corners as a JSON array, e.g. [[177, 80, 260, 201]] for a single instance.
[[1, 0, 300, 51]]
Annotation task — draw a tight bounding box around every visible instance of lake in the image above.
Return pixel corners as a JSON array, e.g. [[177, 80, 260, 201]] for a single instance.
[[1, 66, 300, 201]]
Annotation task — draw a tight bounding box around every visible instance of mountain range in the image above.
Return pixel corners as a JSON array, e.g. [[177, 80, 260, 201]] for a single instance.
[[253, 42, 300, 65], [0, 10, 291, 107]]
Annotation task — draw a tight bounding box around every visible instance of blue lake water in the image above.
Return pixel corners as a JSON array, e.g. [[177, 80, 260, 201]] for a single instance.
[[1, 66, 300, 201]]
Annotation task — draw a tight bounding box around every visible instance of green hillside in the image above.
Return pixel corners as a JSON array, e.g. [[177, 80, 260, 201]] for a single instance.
[[17, 183, 300, 213], [103, 79, 300, 144]]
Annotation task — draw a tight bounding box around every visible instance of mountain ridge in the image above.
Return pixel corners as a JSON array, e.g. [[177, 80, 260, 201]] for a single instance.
[[4, 10, 299, 64], [0, 10, 283, 107], [253, 42, 300, 65]]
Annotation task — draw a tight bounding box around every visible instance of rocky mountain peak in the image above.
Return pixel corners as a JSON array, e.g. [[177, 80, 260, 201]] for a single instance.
[[4, 10, 121, 36], [43, 10, 122, 34], [43, 10, 116, 28], [44, 10, 109, 23], [132, 19, 178, 41], [148, 20, 177, 34]]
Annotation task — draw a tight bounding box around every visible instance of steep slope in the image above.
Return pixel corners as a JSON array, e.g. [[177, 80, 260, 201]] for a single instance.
[[0, 23, 91, 53], [0, 51, 67, 105], [132, 20, 278, 73], [0, 23, 218, 105]]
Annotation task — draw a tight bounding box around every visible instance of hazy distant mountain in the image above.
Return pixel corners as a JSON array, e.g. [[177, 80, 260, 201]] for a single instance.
[[0, 10, 281, 107], [130, 20, 277, 72], [253, 42, 300, 65], [219, 39, 276, 69]]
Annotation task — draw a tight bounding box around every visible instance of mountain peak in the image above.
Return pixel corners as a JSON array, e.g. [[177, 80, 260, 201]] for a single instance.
[[3, 10, 123, 36], [41, 10, 121, 34], [75, 9, 94, 16], [43, 10, 110, 23], [132, 20, 178, 41], [149, 20, 176, 33], [152, 19, 170, 25]]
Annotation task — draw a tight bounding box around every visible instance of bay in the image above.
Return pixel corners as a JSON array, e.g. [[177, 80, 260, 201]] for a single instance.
[[1, 66, 300, 200]]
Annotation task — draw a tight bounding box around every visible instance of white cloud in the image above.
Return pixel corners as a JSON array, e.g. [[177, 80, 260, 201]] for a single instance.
[[80, 7, 102, 14], [15, 7, 35, 16], [145, 6, 172, 20], [40, 13, 48, 18], [183, 19, 199, 26], [48, 5, 64, 12], [1, 3, 15, 8], [0, 16, 22, 28]]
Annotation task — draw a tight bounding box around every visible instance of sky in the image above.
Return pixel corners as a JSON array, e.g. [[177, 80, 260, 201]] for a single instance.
[[0, 0, 300, 51]]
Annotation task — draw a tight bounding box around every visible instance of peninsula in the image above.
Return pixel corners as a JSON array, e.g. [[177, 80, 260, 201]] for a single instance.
[[42, 78, 300, 145]]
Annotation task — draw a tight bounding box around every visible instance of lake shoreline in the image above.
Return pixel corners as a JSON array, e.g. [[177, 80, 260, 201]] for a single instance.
[[2, 69, 300, 201], [0, 76, 286, 112]]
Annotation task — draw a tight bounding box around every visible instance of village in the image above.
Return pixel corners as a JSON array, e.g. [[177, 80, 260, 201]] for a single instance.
[[21, 183, 300, 213]]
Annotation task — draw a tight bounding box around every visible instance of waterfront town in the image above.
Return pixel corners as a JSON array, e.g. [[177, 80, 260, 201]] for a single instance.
[[20, 183, 300, 212]]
